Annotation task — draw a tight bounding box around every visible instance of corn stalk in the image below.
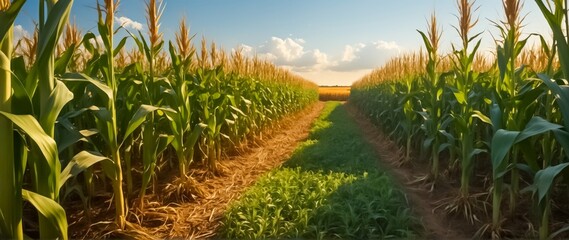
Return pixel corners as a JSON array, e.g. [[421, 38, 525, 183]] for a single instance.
[[418, 13, 445, 181], [167, 20, 206, 184], [0, 0, 25, 239]]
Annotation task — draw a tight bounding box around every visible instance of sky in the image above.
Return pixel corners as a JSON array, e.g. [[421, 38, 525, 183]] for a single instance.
[[14, 0, 550, 86]]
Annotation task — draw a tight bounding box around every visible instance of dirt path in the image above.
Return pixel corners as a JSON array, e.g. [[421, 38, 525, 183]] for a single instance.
[[345, 103, 472, 240], [153, 102, 325, 239]]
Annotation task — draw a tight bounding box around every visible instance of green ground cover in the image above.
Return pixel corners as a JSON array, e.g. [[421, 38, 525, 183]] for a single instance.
[[220, 102, 419, 239]]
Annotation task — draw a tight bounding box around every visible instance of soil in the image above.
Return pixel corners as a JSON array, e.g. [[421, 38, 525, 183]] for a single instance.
[[345, 102, 476, 240], [67, 102, 325, 239]]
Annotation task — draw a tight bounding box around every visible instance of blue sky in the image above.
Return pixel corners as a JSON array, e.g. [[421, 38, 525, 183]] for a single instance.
[[15, 0, 549, 85]]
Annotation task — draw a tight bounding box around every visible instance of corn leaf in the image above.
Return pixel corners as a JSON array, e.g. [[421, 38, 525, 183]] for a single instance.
[[491, 129, 519, 178], [532, 163, 569, 205], [0, 0, 26, 42], [22, 190, 67, 240], [39, 80, 74, 132], [59, 151, 111, 191], [0, 112, 59, 175], [54, 43, 76, 74], [538, 73, 569, 129], [516, 117, 562, 143], [61, 72, 113, 100], [36, 0, 74, 65]]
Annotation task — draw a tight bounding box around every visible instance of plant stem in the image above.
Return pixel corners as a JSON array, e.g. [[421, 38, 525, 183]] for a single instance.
[[0, 19, 23, 240], [539, 195, 551, 240], [492, 178, 503, 229]]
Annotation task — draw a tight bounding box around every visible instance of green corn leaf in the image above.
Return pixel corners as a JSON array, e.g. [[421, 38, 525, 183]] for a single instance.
[[56, 118, 97, 153], [518, 140, 540, 171], [533, 163, 569, 205], [492, 117, 563, 179], [453, 90, 467, 105], [54, 43, 76, 74], [113, 37, 128, 57], [467, 39, 482, 63], [122, 105, 175, 146], [496, 45, 508, 82], [538, 74, 569, 129], [0, 112, 59, 176], [36, 0, 74, 65], [423, 136, 434, 150], [10, 57, 34, 115], [39, 80, 74, 131], [81, 32, 97, 53], [59, 151, 111, 191], [61, 72, 113, 100], [156, 134, 174, 156], [187, 123, 207, 147], [491, 129, 519, 179], [152, 40, 164, 54], [489, 103, 502, 133], [22, 190, 67, 240], [534, 0, 569, 78], [417, 30, 434, 53], [438, 143, 452, 154], [122, 104, 160, 144], [0, 0, 26, 42], [468, 148, 487, 162], [539, 35, 551, 56], [516, 117, 562, 143], [553, 129, 569, 159]]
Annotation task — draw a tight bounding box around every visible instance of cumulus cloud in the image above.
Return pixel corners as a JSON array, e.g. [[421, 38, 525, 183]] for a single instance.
[[237, 44, 253, 55], [251, 37, 331, 72], [115, 16, 143, 30], [235, 37, 402, 76], [261, 37, 304, 62], [331, 40, 402, 71]]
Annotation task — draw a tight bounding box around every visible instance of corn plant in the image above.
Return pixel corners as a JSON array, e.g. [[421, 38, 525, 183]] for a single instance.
[[487, 0, 536, 233], [28, 0, 74, 238], [165, 18, 206, 191], [57, 0, 129, 229], [0, 0, 25, 238], [2, 1, 111, 239], [448, 1, 488, 209], [417, 13, 445, 182], [90, 0, 127, 228], [123, 0, 176, 209]]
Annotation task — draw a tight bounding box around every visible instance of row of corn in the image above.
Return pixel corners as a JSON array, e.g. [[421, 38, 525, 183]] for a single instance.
[[0, 0, 318, 239], [351, 0, 569, 238]]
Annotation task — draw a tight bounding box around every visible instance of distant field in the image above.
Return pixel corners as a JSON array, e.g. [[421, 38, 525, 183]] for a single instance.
[[318, 86, 351, 101]]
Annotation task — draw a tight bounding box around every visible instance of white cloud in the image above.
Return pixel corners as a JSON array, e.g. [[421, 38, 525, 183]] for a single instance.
[[332, 40, 402, 71], [252, 37, 332, 72], [236, 37, 403, 83], [263, 37, 305, 62], [12, 25, 30, 44], [231, 44, 253, 56], [239, 44, 253, 54], [115, 16, 143, 30], [341, 43, 365, 62]]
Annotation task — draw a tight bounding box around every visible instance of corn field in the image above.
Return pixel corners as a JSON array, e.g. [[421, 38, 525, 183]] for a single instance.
[[351, 0, 569, 238], [0, 0, 317, 239]]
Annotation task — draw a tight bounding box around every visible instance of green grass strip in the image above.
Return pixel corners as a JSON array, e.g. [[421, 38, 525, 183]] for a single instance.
[[220, 102, 419, 239]]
